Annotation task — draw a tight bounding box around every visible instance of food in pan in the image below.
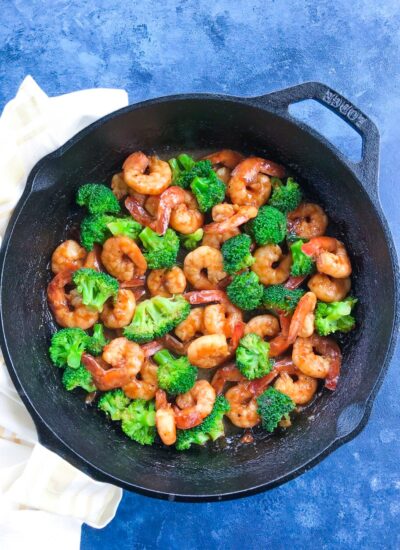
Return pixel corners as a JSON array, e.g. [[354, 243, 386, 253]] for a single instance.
[[47, 149, 357, 450]]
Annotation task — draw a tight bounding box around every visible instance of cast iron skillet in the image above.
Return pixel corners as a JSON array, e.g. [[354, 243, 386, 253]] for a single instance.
[[0, 82, 398, 501]]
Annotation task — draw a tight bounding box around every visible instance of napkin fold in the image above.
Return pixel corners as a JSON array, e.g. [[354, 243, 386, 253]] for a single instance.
[[0, 76, 128, 549]]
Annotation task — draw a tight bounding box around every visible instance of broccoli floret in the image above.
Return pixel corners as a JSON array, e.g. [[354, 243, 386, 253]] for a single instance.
[[139, 227, 179, 269], [80, 213, 114, 250], [221, 234, 255, 275], [121, 399, 156, 445], [256, 387, 295, 432], [179, 228, 204, 250], [76, 183, 120, 215], [168, 153, 196, 183], [226, 271, 263, 310], [269, 177, 302, 214], [176, 395, 230, 450], [315, 297, 357, 336], [190, 173, 226, 213], [87, 324, 109, 355], [236, 333, 273, 380], [106, 217, 142, 240], [49, 328, 89, 369], [153, 349, 197, 395], [290, 239, 315, 277], [124, 295, 190, 343], [72, 268, 119, 312], [98, 389, 131, 420], [262, 284, 305, 313], [246, 205, 287, 245], [62, 364, 95, 392]]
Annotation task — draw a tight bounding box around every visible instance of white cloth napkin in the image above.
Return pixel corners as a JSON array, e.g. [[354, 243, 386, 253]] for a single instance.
[[0, 76, 128, 549]]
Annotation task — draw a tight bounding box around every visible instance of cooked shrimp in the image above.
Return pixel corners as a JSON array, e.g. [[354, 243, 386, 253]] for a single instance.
[[125, 196, 156, 230], [155, 390, 176, 445], [203, 149, 244, 170], [51, 240, 86, 274], [174, 380, 216, 429], [252, 244, 291, 285], [147, 267, 186, 298], [204, 205, 258, 234], [203, 149, 244, 184], [274, 371, 318, 405], [100, 289, 136, 328], [144, 195, 159, 216], [288, 292, 317, 342], [82, 338, 144, 391], [101, 236, 147, 282], [228, 156, 285, 207], [123, 151, 171, 195], [203, 302, 243, 338], [211, 363, 245, 394], [302, 237, 352, 278], [123, 359, 158, 401], [183, 246, 226, 290], [174, 308, 205, 342], [292, 334, 342, 385], [225, 384, 260, 428], [111, 172, 128, 200], [83, 245, 102, 271], [47, 270, 99, 329], [202, 203, 240, 248], [202, 229, 240, 249], [187, 334, 229, 368], [169, 190, 204, 235], [308, 273, 351, 302], [244, 314, 280, 339], [287, 203, 328, 239]]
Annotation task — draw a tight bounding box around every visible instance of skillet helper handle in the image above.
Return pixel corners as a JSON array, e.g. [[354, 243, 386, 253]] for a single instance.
[[253, 82, 380, 201]]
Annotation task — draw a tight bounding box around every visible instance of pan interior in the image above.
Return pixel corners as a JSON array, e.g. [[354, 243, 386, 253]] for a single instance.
[[0, 97, 395, 498]]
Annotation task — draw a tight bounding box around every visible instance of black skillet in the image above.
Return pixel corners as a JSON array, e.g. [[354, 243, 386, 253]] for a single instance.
[[0, 82, 398, 501]]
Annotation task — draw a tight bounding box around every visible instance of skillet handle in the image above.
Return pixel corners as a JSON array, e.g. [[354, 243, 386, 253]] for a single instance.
[[252, 82, 380, 202]]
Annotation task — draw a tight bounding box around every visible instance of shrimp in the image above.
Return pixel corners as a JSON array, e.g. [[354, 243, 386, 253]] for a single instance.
[[147, 267, 186, 297], [211, 363, 245, 394], [100, 289, 136, 328], [47, 270, 99, 329], [83, 245, 102, 271], [111, 172, 128, 200], [174, 380, 216, 429], [51, 240, 86, 274], [274, 371, 318, 405], [288, 292, 317, 342], [183, 246, 227, 290], [203, 149, 244, 184], [228, 156, 285, 207], [174, 308, 205, 342], [123, 151, 171, 195], [204, 205, 258, 234], [82, 338, 144, 390], [251, 244, 291, 285], [202, 229, 240, 249], [203, 302, 243, 338], [287, 203, 328, 239], [101, 236, 147, 282], [155, 390, 176, 445], [123, 359, 158, 400], [308, 273, 351, 303], [187, 334, 229, 369], [202, 203, 240, 248], [225, 384, 260, 428], [292, 334, 342, 388], [125, 196, 156, 230], [302, 237, 352, 278], [244, 314, 280, 339], [168, 190, 204, 235]]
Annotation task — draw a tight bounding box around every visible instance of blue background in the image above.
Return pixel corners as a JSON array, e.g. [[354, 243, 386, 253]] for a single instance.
[[2, 1, 400, 548]]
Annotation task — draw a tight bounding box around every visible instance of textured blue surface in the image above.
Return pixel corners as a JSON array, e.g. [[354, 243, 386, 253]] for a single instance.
[[1, 1, 400, 548]]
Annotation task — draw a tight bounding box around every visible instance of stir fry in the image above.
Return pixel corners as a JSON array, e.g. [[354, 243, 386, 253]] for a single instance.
[[47, 149, 357, 449]]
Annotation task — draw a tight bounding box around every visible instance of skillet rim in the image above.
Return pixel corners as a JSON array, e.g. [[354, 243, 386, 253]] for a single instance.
[[0, 87, 398, 501]]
